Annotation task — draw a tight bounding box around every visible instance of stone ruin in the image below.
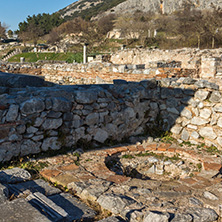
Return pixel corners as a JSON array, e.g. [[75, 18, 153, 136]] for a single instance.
[[0, 48, 222, 221]]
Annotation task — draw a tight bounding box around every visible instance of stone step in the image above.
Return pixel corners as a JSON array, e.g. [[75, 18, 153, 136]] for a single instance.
[[26, 192, 69, 221]]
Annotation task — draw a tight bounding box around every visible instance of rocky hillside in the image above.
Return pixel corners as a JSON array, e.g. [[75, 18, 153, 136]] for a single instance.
[[60, 0, 222, 20], [59, 0, 127, 20]]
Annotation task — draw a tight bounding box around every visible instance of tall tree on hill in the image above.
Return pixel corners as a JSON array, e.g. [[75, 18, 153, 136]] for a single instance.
[[0, 22, 7, 39], [18, 13, 64, 43]]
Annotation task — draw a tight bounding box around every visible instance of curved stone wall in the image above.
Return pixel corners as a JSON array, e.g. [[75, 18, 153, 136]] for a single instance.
[[0, 77, 222, 162]]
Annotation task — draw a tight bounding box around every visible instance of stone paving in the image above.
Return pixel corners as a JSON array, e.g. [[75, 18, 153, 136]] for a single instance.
[[0, 141, 222, 221]]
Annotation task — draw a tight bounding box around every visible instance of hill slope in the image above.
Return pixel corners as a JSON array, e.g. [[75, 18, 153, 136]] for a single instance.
[[60, 0, 222, 20]]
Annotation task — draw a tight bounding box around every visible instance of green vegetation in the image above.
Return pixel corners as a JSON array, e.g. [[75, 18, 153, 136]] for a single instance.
[[8, 52, 83, 63], [122, 154, 135, 159], [60, 0, 127, 21]]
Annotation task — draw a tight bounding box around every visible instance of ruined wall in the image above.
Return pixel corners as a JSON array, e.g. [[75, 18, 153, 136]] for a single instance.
[[0, 61, 197, 85], [0, 78, 222, 162], [2, 48, 222, 83]]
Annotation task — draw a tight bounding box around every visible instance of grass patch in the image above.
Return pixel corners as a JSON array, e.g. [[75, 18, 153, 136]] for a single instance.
[[122, 154, 135, 159], [8, 52, 83, 63]]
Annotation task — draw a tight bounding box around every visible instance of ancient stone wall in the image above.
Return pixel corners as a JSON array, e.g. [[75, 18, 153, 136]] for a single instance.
[[2, 48, 222, 83], [0, 77, 222, 162]]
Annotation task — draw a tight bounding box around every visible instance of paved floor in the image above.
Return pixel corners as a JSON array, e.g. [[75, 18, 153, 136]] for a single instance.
[[0, 141, 222, 221]]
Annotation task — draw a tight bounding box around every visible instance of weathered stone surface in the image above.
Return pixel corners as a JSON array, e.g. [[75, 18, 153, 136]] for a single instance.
[[51, 97, 72, 112], [26, 192, 69, 221], [85, 113, 99, 125], [213, 104, 222, 112], [97, 194, 136, 214], [0, 167, 31, 183], [20, 98, 45, 114], [94, 129, 108, 143], [195, 90, 209, 101], [185, 207, 218, 222], [217, 117, 222, 128], [209, 91, 221, 103], [42, 137, 61, 151], [143, 211, 170, 222], [21, 140, 41, 156], [191, 117, 209, 125], [203, 191, 218, 200], [8, 179, 61, 197], [170, 125, 182, 135], [199, 108, 212, 119], [26, 126, 38, 134], [189, 197, 203, 206], [171, 213, 193, 222], [98, 216, 123, 222], [0, 198, 51, 221], [49, 193, 96, 221], [199, 127, 217, 140], [42, 118, 63, 130], [181, 129, 189, 141], [181, 108, 192, 119], [0, 184, 8, 204], [6, 104, 19, 122], [75, 90, 98, 104], [191, 131, 199, 139]]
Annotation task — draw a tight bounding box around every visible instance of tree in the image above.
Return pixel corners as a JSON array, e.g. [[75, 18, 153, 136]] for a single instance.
[[0, 22, 7, 39], [18, 13, 64, 43], [97, 14, 116, 35], [7, 29, 13, 38]]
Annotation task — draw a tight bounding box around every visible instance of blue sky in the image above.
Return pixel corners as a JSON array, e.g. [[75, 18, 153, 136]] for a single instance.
[[0, 0, 76, 31]]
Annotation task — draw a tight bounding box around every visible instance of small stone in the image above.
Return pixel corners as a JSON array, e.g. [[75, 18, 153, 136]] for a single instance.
[[42, 118, 63, 130], [20, 98, 45, 115], [94, 129, 108, 143], [209, 91, 221, 103], [75, 89, 98, 104], [97, 194, 136, 214], [0, 168, 31, 183], [189, 197, 203, 206], [6, 104, 19, 122], [171, 125, 182, 135], [195, 90, 209, 101], [185, 207, 218, 222], [191, 117, 209, 125], [203, 191, 218, 200], [171, 213, 193, 222], [191, 131, 199, 139], [199, 108, 212, 119], [42, 137, 61, 151], [143, 211, 170, 222], [199, 127, 217, 140], [217, 117, 222, 128], [181, 108, 192, 119], [214, 104, 222, 112], [21, 140, 41, 156], [85, 113, 99, 125], [27, 126, 38, 134], [181, 129, 189, 141]]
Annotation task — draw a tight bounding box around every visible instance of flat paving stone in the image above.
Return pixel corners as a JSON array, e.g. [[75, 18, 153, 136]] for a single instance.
[[48, 193, 96, 221], [0, 198, 51, 222], [0, 168, 31, 184], [8, 179, 61, 197]]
